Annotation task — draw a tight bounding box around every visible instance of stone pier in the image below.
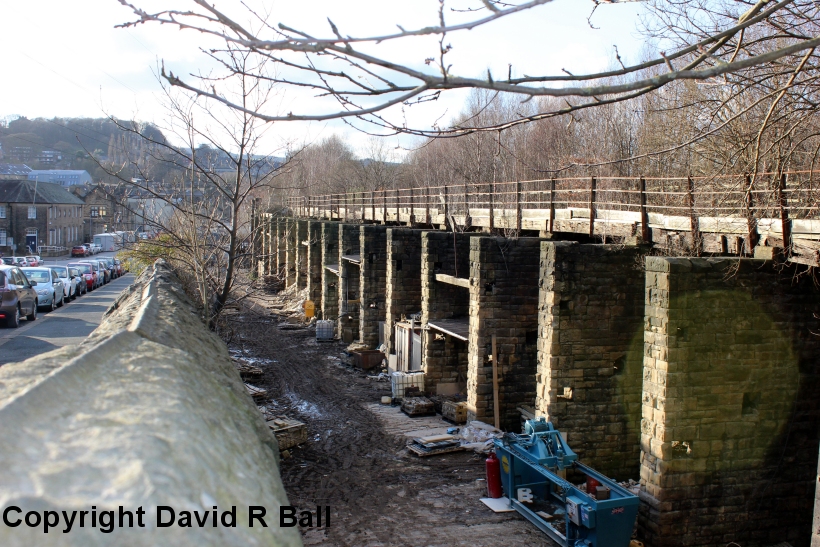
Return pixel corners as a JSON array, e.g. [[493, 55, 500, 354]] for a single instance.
[[338, 224, 361, 343], [467, 237, 543, 431], [284, 218, 296, 287], [640, 257, 820, 547], [421, 231, 473, 396], [321, 222, 340, 323], [306, 221, 323, 305], [536, 242, 646, 481], [359, 226, 388, 349], [384, 229, 424, 356], [294, 220, 308, 290], [275, 217, 287, 280]]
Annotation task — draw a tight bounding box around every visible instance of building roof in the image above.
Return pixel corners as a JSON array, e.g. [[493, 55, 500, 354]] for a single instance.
[[0, 163, 32, 176], [27, 169, 90, 176], [0, 180, 85, 205]]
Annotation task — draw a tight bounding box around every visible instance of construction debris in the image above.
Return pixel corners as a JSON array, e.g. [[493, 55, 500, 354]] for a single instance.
[[407, 433, 465, 457], [266, 417, 308, 450], [234, 360, 264, 380], [245, 383, 267, 401], [401, 397, 436, 417], [442, 400, 468, 424]]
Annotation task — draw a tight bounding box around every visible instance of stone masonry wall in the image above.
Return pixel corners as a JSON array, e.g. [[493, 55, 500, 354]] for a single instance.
[[285, 218, 296, 287], [640, 257, 820, 547], [359, 226, 388, 348], [294, 220, 308, 290], [385, 229, 423, 356], [421, 231, 473, 394], [275, 218, 287, 280], [536, 242, 646, 481], [338, 224, 361, 343], [0, 261, 301, 547], [467, 237, 541, 431], [321, 222, 339, 323], [306, 221, 323, 305], [814, 451, 820, 547]]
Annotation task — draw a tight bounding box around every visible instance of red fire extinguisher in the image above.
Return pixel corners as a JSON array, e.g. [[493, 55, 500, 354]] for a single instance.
[[486, 452, 503, 499]]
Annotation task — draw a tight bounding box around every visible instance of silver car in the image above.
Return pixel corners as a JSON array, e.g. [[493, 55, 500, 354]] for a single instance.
[[21, 267, 65, 311], [49, 265, 81, 300]]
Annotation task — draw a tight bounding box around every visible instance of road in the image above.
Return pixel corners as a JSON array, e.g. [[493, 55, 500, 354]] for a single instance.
[[0, 252, 132, 365]]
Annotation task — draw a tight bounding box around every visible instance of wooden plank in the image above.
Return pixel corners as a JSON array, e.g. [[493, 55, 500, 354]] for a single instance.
[[428, 319, 469, 341], [435, 273, 470, 288]]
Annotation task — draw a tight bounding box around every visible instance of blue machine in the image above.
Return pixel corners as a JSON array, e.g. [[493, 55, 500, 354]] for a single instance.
[[493, 418, 639, 547]]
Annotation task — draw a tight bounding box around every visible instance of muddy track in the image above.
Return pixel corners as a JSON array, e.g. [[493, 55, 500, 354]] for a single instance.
[[229, 314, 553, 547]]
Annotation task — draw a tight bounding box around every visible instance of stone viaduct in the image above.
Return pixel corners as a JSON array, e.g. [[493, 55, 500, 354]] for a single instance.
[[259, 208, 820, 547]]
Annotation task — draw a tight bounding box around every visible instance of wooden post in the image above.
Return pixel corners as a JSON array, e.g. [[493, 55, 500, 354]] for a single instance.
[[492, 334, 500, 430], [687, 176, 701, 256], [745, 174, 759, 254], [443, 185, 450, 230], [779, 173, 792, 254], [409, 186, 415, 225], [639, 177, 649, 244], [395, 188, 400, 223], [425, 186, 431, 225], [463, 182, 470, 228], [548, 178, 556, 234], [370, 191, 375, 223], [382, 189, 387, 224], [516, 180, 522, 233], [331, 194, 336, 221], [588, 177, 597, 238], [489, 182, 495, 231]]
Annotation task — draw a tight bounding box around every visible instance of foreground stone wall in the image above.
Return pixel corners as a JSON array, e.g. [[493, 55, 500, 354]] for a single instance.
[[0, 261, 301, 547], [467, 237, 542, 431], [640, 257, 820, 547], [421, 231, 473, 394], [359, 226, 388, 348], [536, 242, 646, 480], [814, 451, 820, 547], [384, 229, 423, 356]]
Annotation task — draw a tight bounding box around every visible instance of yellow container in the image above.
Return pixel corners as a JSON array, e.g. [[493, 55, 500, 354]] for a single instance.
[[304, 300, 315, 318]]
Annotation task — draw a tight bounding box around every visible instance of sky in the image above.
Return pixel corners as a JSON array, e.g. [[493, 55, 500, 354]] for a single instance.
[[0, 0, 650, 158]]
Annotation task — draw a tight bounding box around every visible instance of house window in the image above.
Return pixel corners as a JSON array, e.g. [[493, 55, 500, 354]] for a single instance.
[[0, 206, 6, 219], [28, 206, 36, 219], [99, 206, 108, 217], [90, 206, 99, 218], [0, 230, 6, 246], [49, 229, 55, 246]]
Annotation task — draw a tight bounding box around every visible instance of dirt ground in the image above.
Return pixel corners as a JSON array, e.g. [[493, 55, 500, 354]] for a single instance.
[[225, 299, 555, 547]]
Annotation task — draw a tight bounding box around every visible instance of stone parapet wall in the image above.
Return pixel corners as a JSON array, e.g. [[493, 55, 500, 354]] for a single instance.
[[0, 260, 301, 547], [384, 229, 423, 356], [467, 237, 542, 431], [321, 222, 340, 323], [359, 226, 388, 348], [536, 242, 646, 480], [640, 257, 820, 547]]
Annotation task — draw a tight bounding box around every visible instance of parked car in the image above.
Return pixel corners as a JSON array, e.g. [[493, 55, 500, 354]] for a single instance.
[[0, 265, 38, 327], [67, 262, 99, 291], [49, 265, 81, 300], [102, 258, 117, 279], [9, 257, 30, 267], [89, 244, 102, 255], [113, 258, 124, 277], [71, 245, 89, 257], [1, 257, 14, 265], [68, 267, 87, 295], [22, 268, 65, 311], [97, 260, 111, 284], [25, 255, 42, 267]]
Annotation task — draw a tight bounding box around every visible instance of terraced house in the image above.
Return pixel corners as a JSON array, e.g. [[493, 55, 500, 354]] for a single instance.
[[0, 179, 84, 255]]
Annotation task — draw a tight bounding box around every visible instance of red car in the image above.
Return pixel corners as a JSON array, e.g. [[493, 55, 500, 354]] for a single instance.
[[67, 262, 98, 290], [71, 246, 88, 257]]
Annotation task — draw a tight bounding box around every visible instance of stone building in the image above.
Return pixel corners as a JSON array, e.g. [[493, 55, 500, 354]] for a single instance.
[[72, 184, 139, 239], [0, 179, 84, 255]]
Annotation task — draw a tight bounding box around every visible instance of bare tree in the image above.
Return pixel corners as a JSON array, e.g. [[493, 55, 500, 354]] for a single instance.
[[116, 0, 819, 137], [98, 47, 295, 323]]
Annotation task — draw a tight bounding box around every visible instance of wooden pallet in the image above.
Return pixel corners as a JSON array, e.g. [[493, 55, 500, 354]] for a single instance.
[[407, 439, 465, 457]]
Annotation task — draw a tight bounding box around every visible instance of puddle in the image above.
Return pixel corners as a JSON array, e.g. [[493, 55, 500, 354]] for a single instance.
[[285, 391, 322, 419]]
